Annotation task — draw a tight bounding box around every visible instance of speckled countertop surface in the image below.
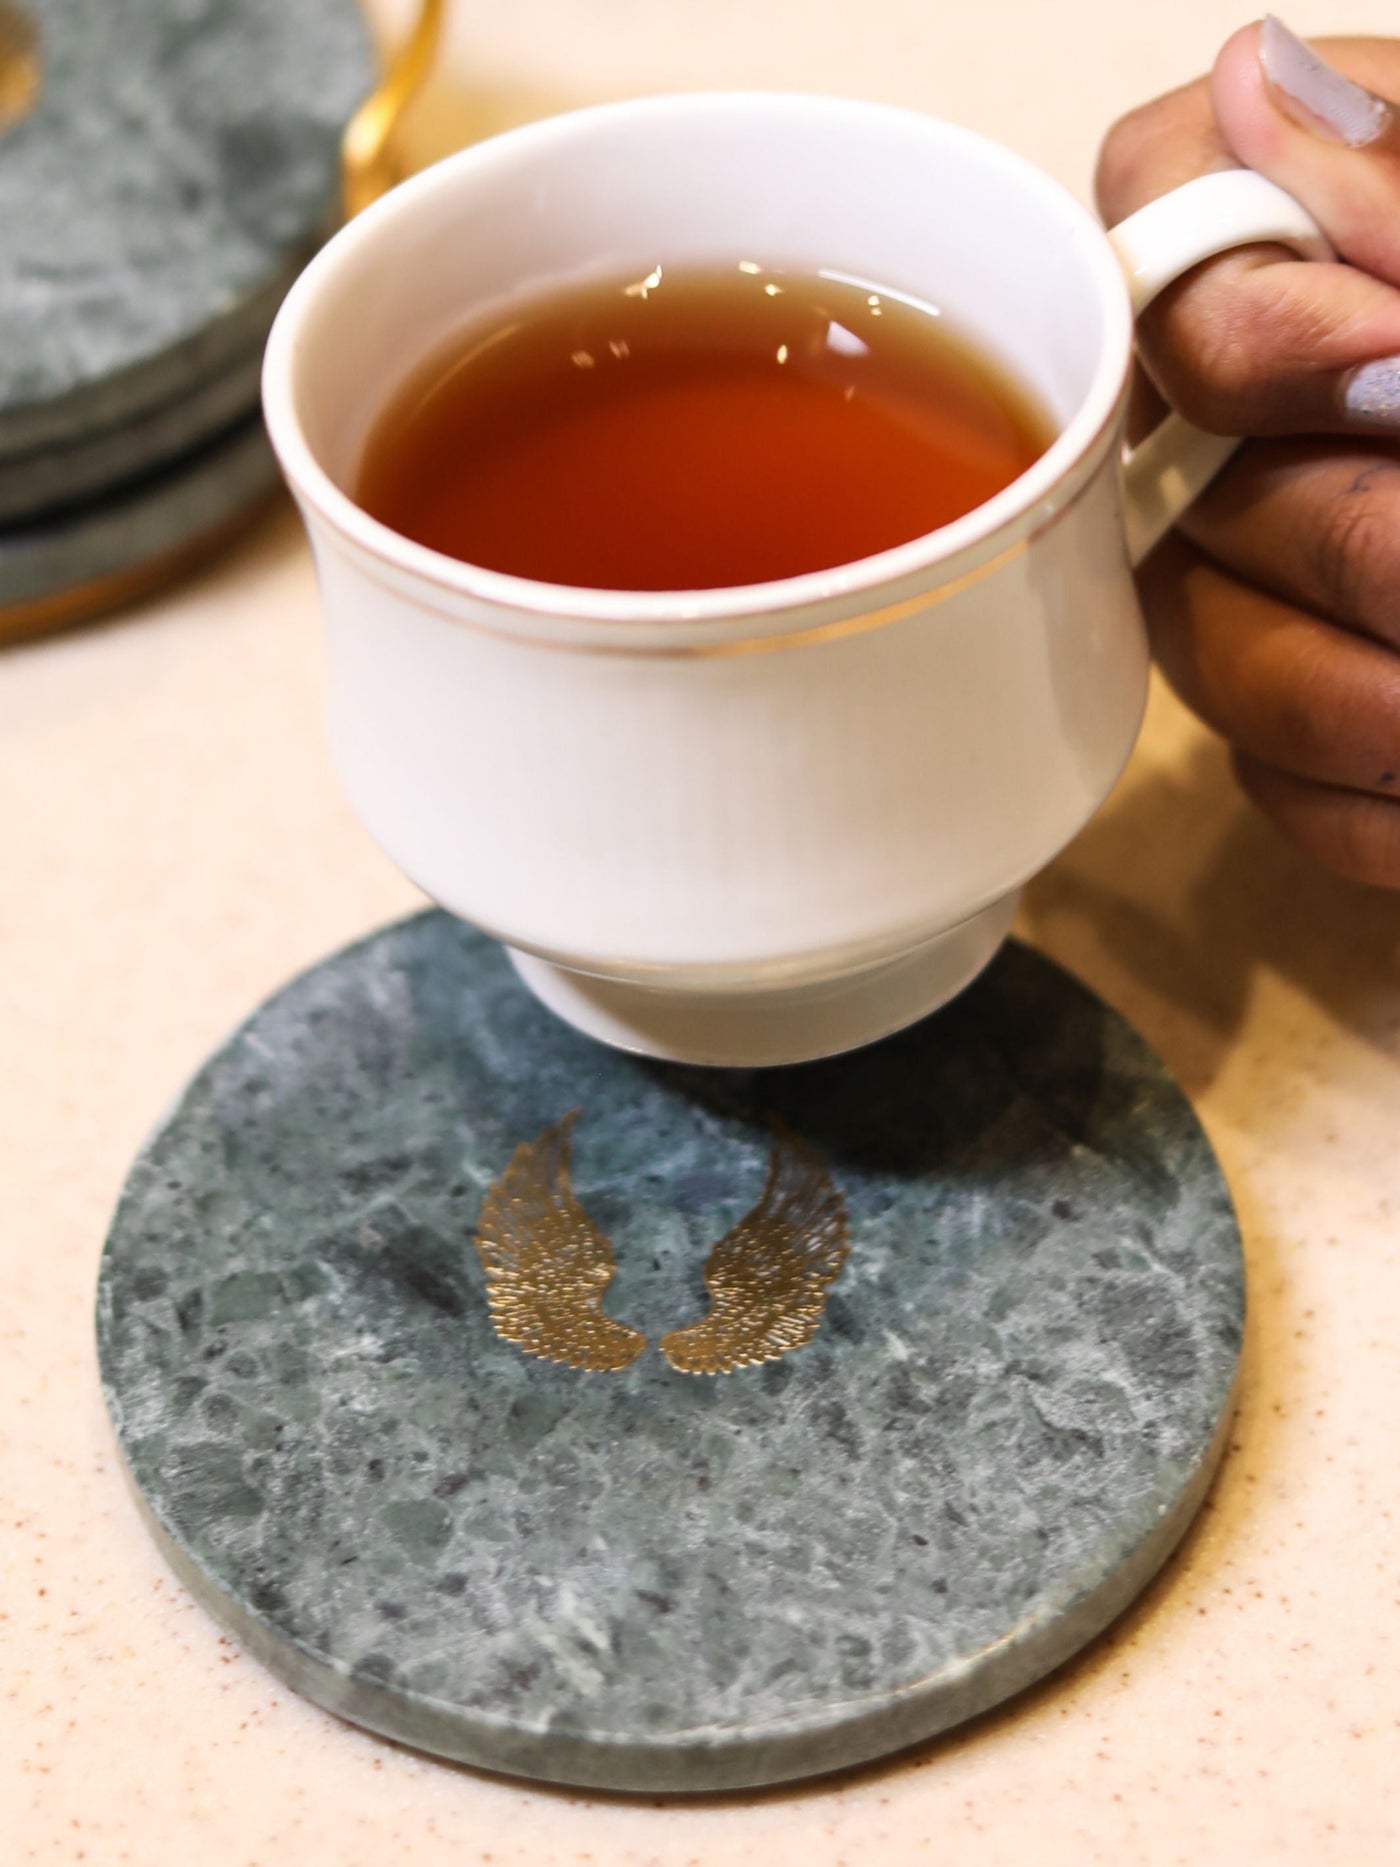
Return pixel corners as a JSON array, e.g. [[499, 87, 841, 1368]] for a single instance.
[[4, 2, 1399, 1861]]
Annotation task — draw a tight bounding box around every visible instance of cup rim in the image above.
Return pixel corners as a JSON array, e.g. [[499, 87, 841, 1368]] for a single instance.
[[262, 92, 1134, 639]]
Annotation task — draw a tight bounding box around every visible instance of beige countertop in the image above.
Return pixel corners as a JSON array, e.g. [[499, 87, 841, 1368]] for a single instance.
[[4, 2, 1399, 1861]]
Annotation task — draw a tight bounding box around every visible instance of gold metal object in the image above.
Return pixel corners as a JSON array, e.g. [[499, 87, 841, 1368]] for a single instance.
[[0, 2, 39, 135], [474, 1113, 851, 1378], [341, 0, 445, 217], [660, 1121, 850, 1376], [474, 1110, 648, 1373]]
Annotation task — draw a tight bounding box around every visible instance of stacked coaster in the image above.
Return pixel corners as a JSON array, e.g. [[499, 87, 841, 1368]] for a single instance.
[[0, 0, 372, 639]]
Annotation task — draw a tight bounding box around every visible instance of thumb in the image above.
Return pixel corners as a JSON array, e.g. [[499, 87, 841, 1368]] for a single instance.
[[1212, 18, 1400, 288]]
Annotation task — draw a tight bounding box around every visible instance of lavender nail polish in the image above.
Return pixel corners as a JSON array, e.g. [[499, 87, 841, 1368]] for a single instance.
[[1260, 15, 1392, 148], [1344, 356, 1400, 430]]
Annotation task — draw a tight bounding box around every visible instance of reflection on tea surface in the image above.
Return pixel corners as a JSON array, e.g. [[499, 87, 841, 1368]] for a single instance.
[[356, 262, 1053, 590]]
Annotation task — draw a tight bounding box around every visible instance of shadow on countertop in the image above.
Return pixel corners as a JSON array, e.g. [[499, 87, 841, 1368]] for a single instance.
[[1021, 716, 1400, 1100]]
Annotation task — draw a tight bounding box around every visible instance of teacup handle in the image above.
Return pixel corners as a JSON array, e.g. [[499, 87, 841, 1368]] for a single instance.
[[1108, 169, 1332, 566]]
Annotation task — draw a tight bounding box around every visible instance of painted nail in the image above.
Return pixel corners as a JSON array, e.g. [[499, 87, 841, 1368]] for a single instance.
[[1260, 16, 1393, 148], [1342, 356, 1400, 431]]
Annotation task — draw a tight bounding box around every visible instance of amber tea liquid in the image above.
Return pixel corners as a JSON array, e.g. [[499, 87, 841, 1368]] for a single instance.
[[355, 263, 1053, 591]]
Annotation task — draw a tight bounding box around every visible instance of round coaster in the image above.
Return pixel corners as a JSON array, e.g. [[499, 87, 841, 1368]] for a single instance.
[[0, 412, 278, 628], [0, 343, 263, 527], [98, 913, 1243, 1793], [0, 0, 370, 461]]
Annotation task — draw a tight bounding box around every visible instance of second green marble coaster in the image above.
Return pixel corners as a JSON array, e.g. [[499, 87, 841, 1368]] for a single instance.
[[0, 414, 278, 634], [98, 912, 1243, 1792], [1, 0, 371, 468]]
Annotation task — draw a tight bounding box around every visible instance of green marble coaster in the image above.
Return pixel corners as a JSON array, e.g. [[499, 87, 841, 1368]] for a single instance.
[[97, 913, 1243, 1793], [0, 411, 278, 616], [0, 0, 370, 514], [0, 345, 264, 528]]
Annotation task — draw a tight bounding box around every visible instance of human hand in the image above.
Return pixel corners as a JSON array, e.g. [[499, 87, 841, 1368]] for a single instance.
[[1097, 18, 1400, 887]]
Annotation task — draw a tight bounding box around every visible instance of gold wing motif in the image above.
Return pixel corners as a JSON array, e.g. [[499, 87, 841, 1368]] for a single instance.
[[474, 1111, 646, 1373], [661, 1120, 850, 1376]]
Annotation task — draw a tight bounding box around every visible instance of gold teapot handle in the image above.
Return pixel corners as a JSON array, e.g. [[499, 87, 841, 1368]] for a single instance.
[[341, 0, 445, 218], [0, 1, 41, 136]]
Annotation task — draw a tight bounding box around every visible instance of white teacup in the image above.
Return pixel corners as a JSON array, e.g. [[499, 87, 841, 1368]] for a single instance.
[[263, 94, 1324, 1068]]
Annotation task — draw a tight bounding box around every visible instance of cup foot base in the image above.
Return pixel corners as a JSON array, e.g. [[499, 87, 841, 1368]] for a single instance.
[[506, 893, 1020, 1067]]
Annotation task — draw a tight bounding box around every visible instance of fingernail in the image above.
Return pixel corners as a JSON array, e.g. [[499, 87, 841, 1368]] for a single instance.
[[1260, 16, 1392, 148], [1342, 356, 1400, 430]]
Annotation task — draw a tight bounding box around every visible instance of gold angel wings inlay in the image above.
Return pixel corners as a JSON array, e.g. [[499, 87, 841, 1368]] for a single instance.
[[474, 1111, 647, 1373], [473, 1112, 851, 1376]]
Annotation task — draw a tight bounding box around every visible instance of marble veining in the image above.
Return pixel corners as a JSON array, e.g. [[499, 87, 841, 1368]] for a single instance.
[[98, 913, 1244, 1791]]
